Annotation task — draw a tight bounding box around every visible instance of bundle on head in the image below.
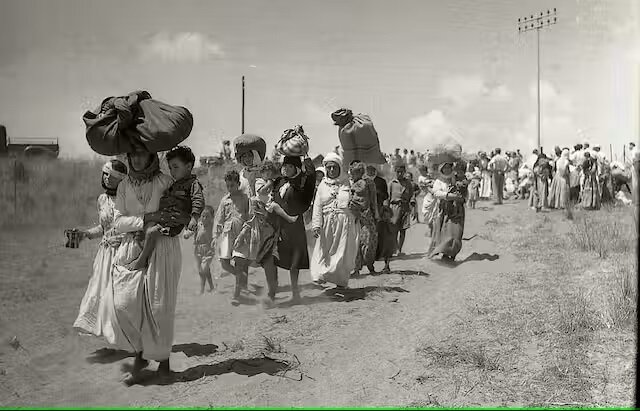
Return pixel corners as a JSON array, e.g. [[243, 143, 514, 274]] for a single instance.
[[83, 90, 193, 155], [233, 134, 267, 163], [426, 138, 463, 170], [277, 125, 309, 157]]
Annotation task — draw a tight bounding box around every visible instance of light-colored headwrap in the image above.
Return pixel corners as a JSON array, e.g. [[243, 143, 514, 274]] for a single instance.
[[322, 152, 346, 185], [102, 161, 127, 180], [316, 166, 326, 176]]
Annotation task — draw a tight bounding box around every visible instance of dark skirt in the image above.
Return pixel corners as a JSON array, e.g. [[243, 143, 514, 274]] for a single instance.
[[376, 221, 397, 259], [275, 217, 309, 270]]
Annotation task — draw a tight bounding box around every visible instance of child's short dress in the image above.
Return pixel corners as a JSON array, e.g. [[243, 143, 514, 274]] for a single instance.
[[468, 178, 480, 202], [214, 193, 249, 260], [194, 220, 214, 273]]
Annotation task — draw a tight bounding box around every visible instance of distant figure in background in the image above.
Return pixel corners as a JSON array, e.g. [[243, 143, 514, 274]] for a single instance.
[[220, 140, 232, 161], [548, 149, 571, 210], [478, 152, 492, 199], [408, 149, 417, 167], [391, 148, 404, 168], [488, 148, 508, 205], [467, 168, 481, 209], [581, 152, 601, 210]]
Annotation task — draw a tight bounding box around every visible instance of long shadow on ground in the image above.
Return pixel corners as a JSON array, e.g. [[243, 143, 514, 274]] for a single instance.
[[277, 285, 411, 307], [87, 343, 220, 364], [430, 252, 500, 268], [127, 357, 290, 386]]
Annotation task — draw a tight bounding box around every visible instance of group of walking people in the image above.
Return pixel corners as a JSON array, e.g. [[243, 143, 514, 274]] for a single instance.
[[71, 131, 638, 387], [71, 136, 459, 385]]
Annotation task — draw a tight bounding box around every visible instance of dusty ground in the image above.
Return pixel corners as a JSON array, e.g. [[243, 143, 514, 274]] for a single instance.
[[0, 199, 635, 407]]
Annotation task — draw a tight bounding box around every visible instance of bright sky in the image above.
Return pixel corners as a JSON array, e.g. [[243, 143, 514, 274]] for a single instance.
[[0, 0, 638, 160]]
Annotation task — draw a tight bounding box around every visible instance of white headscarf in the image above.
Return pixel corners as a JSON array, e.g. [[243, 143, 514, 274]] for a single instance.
[[322, 152, 346, 185]]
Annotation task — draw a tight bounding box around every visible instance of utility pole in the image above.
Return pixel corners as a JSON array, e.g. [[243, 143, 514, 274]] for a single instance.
[[241, 75, 245, 134], [518, 8, 557, 153]]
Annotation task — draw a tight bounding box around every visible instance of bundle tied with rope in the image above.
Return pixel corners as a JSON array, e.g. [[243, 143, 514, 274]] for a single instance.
[[83, 90, 193, 155], [331, 108, 386, 166], [277, 125, 309, 157]]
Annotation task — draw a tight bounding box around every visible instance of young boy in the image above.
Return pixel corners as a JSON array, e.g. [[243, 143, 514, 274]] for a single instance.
[[214, 169, 250, 304], [184, 205, 216, 294], [127, 146, 204, 270]]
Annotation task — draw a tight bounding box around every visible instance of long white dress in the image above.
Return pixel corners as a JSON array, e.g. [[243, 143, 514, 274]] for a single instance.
[[110, 173, 182, 361], [310, 179, 359, 287], [73, 193, 123, 337]]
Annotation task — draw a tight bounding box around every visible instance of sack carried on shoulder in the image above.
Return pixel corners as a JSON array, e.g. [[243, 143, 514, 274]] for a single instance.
[[277, 125, 309, 157], [331, 108, 386, 165], [83, 90, 193, 155]]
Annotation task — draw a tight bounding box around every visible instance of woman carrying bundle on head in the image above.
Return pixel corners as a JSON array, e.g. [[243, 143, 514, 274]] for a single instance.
[[427, 162, 467, 262], [269, 154, 316, 303]]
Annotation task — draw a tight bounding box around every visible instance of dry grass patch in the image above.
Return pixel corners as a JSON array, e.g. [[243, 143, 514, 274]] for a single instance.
[[569, 206, 636, 259], [602, 258, 637, 329], [556, 290, 602, 335], [417, 343, 504, 372]]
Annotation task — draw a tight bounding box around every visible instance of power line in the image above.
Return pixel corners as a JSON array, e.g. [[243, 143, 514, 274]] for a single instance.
[[518, 8, 558, 153]]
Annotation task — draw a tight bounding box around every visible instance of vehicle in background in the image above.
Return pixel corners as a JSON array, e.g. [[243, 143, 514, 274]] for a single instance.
[[0, 124, 60, 159]]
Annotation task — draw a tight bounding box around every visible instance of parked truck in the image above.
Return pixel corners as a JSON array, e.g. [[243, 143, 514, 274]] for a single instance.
[[0, 124, 60, 158]]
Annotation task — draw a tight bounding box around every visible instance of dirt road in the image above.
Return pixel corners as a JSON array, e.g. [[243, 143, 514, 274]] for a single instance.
[[0, 200, 633, 407]]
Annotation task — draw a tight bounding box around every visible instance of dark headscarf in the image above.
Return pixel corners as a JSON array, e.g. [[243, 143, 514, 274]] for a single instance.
[[126, 151, 161, 184]]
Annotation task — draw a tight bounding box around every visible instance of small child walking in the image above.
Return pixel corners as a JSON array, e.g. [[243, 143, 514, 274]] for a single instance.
[[235, 161, 296, 261], [125, 146, 204, 270], [376, 205, 396, 274], [214, 170, 250, 304], [184, 205, 216, 294], [467, 168, 481, 209]]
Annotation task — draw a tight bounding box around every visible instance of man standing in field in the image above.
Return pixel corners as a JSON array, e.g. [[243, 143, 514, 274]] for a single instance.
[[488, 147, 509, 205]]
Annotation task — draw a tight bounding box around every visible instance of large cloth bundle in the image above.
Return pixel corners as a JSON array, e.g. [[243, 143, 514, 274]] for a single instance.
[[331, 108, 386, 165], [611, 167, 630, 184], [276, 125, 309, 156], [83, 90, 193, 155], [425, 137, 463, 166], [233, 134, 267, 162]]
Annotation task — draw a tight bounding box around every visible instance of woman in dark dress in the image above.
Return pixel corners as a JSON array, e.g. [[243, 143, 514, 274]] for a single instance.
[[271, 155, 316, 303]]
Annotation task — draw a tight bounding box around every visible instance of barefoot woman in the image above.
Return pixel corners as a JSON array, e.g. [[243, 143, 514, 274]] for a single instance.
[[111, 148, 182, 384]]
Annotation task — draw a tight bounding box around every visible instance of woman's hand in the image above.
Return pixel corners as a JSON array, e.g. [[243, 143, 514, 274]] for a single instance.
[[312, 227, 321, 238], [78, 230, 91, 241], [266, 202, 282, 214]]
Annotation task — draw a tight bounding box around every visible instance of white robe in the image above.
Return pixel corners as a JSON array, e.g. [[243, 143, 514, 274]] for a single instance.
[[110, 173, 182, 361]]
